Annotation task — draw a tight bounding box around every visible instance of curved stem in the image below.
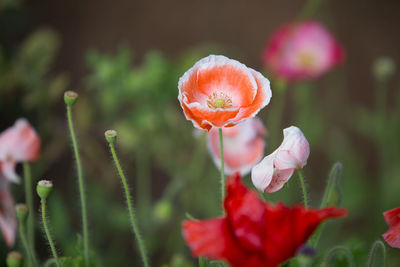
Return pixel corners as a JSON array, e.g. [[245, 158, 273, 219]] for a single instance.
[[109, 143, 149, 267], [23, 163, 36, 255], [297, 0, 326, 20], [297, 169, 308, 208], [18, 218, 37, 267], [368, 240, 386, 267], [66, 106, 90, 266], [41, 200, 60, 267], [320, 245, 354, 267], [219, 128, 225, 213]]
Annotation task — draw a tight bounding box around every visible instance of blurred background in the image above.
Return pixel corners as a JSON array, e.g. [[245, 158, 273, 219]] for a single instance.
[[1, 0, 400, 266]]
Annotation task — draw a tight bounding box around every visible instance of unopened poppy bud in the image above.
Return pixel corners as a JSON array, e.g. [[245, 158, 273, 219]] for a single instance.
[[105, 130, 117, 144], [373, 57, 396, 81], [6, 251, 23, 267], [153, 200, 172, 223], [15, 204, 28, 221], [64, 91, 78, 106], [36, 180, 53, 199]]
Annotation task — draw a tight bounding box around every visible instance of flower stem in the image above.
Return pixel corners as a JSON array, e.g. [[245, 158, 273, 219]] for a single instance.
[[18, 218, 37, 267], [297, 169, 308, 208], [298, 0, 326, 19], [108, 142, 149, 267], [66, 105, 90, 267], [40, 199, 60, 267], [23, 163, 36, 253], [368, 240, 386, 267], [218, 128, 225, 212]]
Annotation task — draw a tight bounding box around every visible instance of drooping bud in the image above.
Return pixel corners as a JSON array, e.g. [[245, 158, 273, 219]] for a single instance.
[[15, 204, 28, 221], [6, 251, 23, 267], [105, 130, 117, 144], [373, 57, 396, 82], [64, 91, 78, 107], [153, 200, 172, 223], [36, 180, 53, 199]]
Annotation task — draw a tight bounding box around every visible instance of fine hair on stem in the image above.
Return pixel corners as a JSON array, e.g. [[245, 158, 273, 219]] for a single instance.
[[66, 104, 90, 266], [108, 141, 149, 267]]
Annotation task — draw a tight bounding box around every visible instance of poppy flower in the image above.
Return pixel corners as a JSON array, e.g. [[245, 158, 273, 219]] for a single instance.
[[251, 126, 309, 193], [207, 117, 267, 176], [382, 207, 400, 248], [0, 179, 16, 247], [178, 55, 272, 131], [263, 21, 345, 81], [0, 119, 41, 183], [182, 173, 347, 267]]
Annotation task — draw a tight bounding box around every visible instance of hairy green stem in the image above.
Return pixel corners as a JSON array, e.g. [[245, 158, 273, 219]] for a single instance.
[[268, 82, 287, 148], [18, 218, 37, 267], [66, 105, 90, 266], [320, 245, 354, 267], [23, 163, 36, 255], [109, 143, 149, 267], [41, 200, 60, 267], [368, 240, 386, 267], [219, 128, 225, 213], [297, 169, 308, 208], [136, 148, 151, 232], [298, 0, 326, 20]]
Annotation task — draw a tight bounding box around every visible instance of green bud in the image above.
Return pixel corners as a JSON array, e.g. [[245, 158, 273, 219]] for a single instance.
[[6, 251, 23, 267], [64, 91, 78, 106], [105, 130, 117, 144], [15, 204, 28, 221], [36, 180, 53, 199], [153, 200, 172, 223], [373, 57, 396, 81]]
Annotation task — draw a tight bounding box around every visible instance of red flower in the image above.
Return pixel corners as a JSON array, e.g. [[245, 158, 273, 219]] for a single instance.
[[382, 207, 400, 248], [182, 173, 347, 267]]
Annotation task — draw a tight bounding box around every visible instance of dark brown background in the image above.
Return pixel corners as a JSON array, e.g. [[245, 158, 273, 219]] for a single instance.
[[26, 0, 400, 106]]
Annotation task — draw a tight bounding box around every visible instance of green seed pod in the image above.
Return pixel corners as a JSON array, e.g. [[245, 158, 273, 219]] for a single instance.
[[6, 251, 23, 267], [105, 130, 118, 144], [15, 204, 28, 221], [373, 57, 396, 82], [64, 91, 79, 107], [36, 180, 53, 199]]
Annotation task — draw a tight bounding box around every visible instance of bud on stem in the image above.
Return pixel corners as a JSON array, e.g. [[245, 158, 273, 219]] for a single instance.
[[36, 180, 53, 200], [105, 130, 117, 144], [6, 251, 23, 267], [64, 91, 78, 107]]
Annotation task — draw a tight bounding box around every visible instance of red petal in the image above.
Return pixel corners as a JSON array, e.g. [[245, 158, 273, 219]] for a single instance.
[[225, 173, 266, 251], [383, 207, 400, 227], [263, 203, 347, 265], [182, 218, 248, 266], [383, 223, 400, 248]]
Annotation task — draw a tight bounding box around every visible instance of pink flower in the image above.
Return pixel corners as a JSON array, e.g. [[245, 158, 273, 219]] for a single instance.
[[382, 207, 400, 248], [0, 179, 16, 247], [251, 126, 309, 193], [0, 119, 41, 183], [178, 55, 272, 131], [207, 118, 267, 176], [263, 21, 344, 81]]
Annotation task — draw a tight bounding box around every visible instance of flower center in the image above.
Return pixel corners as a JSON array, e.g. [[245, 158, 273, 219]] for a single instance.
[[207, 92, 233, 109], [299, 52, 315, 69]]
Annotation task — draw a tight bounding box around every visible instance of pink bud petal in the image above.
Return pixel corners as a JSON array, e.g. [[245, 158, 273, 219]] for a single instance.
[[208, 118, 266, 176], [251, 126, 309, 193], [0, 180, 16, 247], [0, 119, 41, 170]]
